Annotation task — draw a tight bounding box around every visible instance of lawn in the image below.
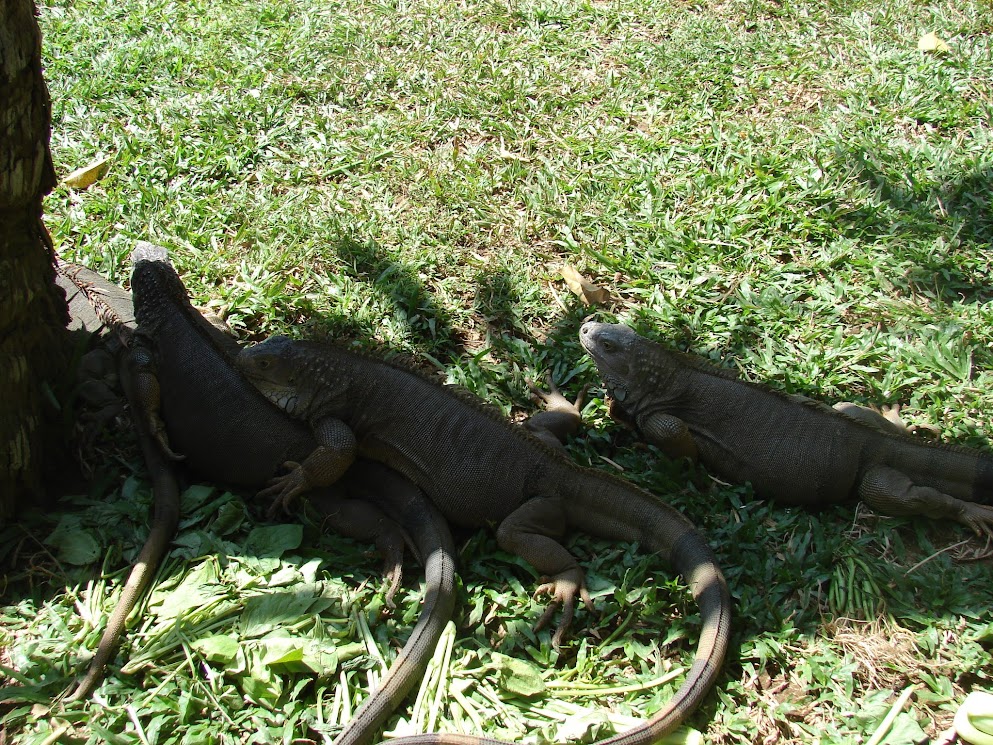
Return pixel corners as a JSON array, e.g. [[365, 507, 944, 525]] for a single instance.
[[2, 0, 992, 742]]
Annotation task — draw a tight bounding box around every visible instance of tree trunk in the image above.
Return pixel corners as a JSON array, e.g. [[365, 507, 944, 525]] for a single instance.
[[0, 0, 69, 521]]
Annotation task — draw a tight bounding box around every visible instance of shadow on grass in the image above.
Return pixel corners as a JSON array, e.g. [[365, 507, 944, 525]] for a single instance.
[[313, 232, 467, 360], [843, 151, 993, 303], [473, 266, 593, 368], [306, 231, 596, 394]]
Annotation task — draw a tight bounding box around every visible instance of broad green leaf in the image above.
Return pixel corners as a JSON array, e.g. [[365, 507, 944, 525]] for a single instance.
[[242, 524, 303, 558], [192, 634, 240, 665], [258, 636, 339, 675], [267, 564, 303, 587], [44, 516, 101, 565], [491, 654, 546, 697], [258, 636, 305, 666], [149, 561, 226, 620], [239, 585, 320, 637], [59, 530, 101, 565], [242, 646, 283, 704], [879, 712, 927, 744], [554, 709, 613, 741], [180, 484, 217, 513], [211, 500, 247, 535]]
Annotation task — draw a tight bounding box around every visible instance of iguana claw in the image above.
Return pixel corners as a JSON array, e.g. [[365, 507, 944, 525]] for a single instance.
[[150, 419, 185, 461], [527, 374, 587, 414], [260, 461, 311, 518], [533, 568, 594, 647], [524, 375, 587, 448], [959, 503, 993, 540], [382, 559, 403, 609]]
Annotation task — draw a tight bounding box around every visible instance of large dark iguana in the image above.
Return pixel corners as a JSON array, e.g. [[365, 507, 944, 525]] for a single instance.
[[100, 247, 591, 745], [56, 259, 183, 702], [235, 334, 733, 745], [59, 250, 458, 745], [579, 321, 993, 535]]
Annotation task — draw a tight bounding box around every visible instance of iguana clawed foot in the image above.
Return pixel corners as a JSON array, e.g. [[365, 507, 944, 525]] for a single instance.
[[956, 502, 993, 540], [533, 567, 594, 647], [261, 461, 312, 518], [377, 546, 405, 609], [524, 375, 587, 448], [527, 374, 587, 415], [149, 420, 186, 461]]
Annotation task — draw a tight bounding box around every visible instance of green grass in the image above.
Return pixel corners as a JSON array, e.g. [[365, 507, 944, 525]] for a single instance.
[[3, 0, 993, 742]]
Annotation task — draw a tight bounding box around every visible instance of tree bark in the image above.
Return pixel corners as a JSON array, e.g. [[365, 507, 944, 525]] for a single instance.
[[0, 0, 69, 521]]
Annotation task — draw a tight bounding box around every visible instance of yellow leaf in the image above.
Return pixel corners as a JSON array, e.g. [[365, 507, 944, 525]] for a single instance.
[[918, 32, 951, 53], [561, 265, 610, 306], [62, 156, 113, 189]]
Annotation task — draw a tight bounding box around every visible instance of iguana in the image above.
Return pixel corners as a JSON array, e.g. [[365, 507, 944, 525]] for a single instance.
[[235, 334, 733, 744], [60, 250, 458, 745], [57, 259, 183, 703], [579, 321, 993, 535], [95, 247, 592, 745]]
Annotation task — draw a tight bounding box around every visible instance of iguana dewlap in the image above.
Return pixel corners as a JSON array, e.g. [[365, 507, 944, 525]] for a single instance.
[[580, 321, 993, 536]]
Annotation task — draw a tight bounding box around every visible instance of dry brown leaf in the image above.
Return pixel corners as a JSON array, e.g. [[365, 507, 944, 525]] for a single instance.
[[62, 156, 113, 189], [561, 265, 610, 306]]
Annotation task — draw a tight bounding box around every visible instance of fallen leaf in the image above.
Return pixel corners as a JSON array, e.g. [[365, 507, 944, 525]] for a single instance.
[[62, 155, 113, 189], [918, 32, 951, 53], [561, 264, 610, 306]]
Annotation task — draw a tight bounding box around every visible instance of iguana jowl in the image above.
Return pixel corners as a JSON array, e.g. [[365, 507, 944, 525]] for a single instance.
[[236, 334, 732, 745], [580, 321, 993, 535]]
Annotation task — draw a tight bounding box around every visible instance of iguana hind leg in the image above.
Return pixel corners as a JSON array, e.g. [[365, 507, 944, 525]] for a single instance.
[[129, 337, 185, 461], [524, 375, 586, 450], [859, 464, 993, 537], [307, 490, 411, 607], [834, 402, 912, 435], [834, 402, 941, 437], [496, 496, 594, 646]]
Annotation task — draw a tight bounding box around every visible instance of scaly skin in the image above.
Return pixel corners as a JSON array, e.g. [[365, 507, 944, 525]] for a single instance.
[[579, 321, 993, 536], [61, 250, 458, 745], [128, 247, 460, 745], [57, 261, 181, 703], [237, 335, 733, 745]]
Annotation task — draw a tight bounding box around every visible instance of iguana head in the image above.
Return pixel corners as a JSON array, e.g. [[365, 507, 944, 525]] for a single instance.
[[131, 249, 189, 324], [579, 322, 640, 404], [236, 336, 312, 416]]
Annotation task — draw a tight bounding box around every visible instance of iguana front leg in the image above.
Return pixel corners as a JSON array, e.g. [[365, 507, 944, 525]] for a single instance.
[[129, 336, 185, 460], [260, 416, 358, 517], [496, 496, 594, 646], [860, 465, 993, 538], [630, 409, 699, 461]]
